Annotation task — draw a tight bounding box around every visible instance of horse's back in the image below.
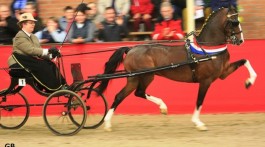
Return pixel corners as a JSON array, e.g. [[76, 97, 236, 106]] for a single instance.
[[124, 44, 188, 71]]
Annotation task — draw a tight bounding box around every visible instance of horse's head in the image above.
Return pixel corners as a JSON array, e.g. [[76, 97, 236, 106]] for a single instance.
[[197, 6, 244, 46], [224, 6, 244, 45]]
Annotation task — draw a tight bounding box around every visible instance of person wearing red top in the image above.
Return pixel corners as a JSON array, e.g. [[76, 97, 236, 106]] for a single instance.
[[151, 2, 184, 40], [131, 0, 154, 31]]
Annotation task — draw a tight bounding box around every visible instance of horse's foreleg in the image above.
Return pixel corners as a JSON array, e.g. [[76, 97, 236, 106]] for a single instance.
[[220, 59, 257, 88], [104, 77, 138, 131], [192, 81, 211, 131], [244, 60, 257, 88], [134, 75, 168, 115]]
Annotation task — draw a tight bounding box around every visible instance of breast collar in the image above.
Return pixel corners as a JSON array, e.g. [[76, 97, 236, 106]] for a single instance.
[[189, 38, 227, 55]]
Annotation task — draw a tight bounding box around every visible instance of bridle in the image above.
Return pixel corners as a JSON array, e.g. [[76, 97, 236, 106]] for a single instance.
[[224, 7, 243, 45]]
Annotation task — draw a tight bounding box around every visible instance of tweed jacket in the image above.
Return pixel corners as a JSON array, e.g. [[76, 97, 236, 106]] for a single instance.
[[97, 0, 130, 16], [8, 30, 46, 66]]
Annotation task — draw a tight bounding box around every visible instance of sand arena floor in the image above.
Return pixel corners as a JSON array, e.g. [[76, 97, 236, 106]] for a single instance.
[[1, 113, 265, 147]]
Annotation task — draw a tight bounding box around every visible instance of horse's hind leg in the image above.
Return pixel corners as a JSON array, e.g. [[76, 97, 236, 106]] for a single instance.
[[104, 77, 139, 131], [134, 74, 168, 115], [220, 59, 257, 89]]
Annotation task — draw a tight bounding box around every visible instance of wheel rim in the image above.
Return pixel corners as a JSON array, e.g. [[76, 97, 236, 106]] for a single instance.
[[73, 88, 108, 129], [0, 92, 30, 129], [43, 90, 87, 136]]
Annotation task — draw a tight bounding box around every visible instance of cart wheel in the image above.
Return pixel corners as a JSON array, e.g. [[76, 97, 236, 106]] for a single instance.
[[43, 90, 87, 136], [0, 90, 30, 129], [72, 87, 108, 129]]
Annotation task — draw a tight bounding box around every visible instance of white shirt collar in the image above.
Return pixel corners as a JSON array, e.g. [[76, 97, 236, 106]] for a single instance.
[[76, 23, 84, 28], [22, 29, 31, 37]]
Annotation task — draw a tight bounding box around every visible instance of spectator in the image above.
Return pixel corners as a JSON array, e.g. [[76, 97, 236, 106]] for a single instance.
[[97, 7, 128, 42], [171, 0, 187, 18], [22, 1, 43, 33], [58, 6, 74, 32], [151, 0, 184, 19], [130, 0, 154, 32], [68, 9, 96, 43], [6, 8, 22, 35], [35, 17, 66, 43], [76, 3, 90, 15], [97, 0, 130, 24], [0, 5, 21, 44], [87, 2, 103, 25], [10, 0, 37, 16], [151, 2, 184, 40], [0, 5, 14, 44]]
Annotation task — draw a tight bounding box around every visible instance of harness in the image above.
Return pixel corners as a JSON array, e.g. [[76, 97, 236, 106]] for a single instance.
[[185, 38, 198, 82], [184, 32, 227, 82]]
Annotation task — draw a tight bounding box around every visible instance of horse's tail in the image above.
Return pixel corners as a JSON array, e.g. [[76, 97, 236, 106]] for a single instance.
[[96, 47, 131, 94]]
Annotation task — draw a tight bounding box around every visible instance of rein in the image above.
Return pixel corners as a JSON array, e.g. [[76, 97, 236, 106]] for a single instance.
[[60, 39, 232, 57], [62, 48, 120, 57]]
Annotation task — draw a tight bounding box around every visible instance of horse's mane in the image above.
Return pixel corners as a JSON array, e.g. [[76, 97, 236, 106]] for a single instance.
[[196, 7, 225, 37], [136, 42, 185, 49]]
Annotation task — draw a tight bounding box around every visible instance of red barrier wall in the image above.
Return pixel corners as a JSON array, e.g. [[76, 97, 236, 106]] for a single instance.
[[1, 40, 264, 115]]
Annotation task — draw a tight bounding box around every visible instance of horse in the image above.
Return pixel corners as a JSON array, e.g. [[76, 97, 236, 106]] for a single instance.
[[97, 6, 257, 131]]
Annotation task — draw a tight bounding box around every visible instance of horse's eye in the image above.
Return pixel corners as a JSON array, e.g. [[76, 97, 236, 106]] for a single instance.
[[228, 19, 239, 27], [231, 20, 239, 27]]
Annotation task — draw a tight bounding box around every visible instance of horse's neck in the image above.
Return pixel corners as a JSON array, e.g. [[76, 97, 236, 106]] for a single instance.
[[196, 29, 226, 46], [196, 10, 227, 46]]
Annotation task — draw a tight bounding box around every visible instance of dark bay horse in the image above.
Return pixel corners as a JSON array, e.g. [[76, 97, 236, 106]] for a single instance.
[[97, 6, 257, 131]]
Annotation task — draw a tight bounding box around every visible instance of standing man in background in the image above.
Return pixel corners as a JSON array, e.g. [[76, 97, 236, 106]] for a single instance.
[[97, 0, 130, 25], [97, 7, 128, 42], [59, 6, 74, 32]]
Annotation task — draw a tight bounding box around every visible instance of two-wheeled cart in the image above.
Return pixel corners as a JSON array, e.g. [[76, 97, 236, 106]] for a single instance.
[[0, 64, 108, 136]]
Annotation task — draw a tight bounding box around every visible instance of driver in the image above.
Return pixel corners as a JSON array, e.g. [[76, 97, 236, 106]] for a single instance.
[[7, 13, 66, 91]]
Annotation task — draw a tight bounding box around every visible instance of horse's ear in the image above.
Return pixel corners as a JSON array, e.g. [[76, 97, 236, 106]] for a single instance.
[[228, 4, 238, 13], [228, 4, 234, 9]]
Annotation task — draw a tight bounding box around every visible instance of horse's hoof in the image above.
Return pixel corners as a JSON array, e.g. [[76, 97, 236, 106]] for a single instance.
[[104, 127, 112, 132], [245, 81, 252, 89], [160, 108, 168, 115], [196, 125, 208, 131]]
